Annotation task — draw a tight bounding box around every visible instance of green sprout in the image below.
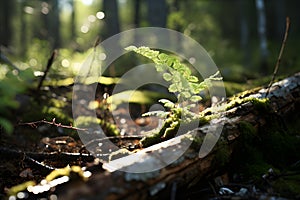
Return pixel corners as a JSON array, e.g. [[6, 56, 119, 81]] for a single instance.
[[126, 46, 221, 118], [125, 46, 222, 146]]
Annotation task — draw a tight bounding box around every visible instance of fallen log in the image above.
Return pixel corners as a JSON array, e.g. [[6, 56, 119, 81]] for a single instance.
[[56, 72, 300, 199]]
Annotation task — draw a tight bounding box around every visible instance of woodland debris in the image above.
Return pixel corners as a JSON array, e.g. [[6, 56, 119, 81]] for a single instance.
[[55, 72, 300, 199]]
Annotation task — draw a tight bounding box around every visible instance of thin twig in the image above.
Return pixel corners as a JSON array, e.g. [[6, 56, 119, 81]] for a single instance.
[[265, 17, 290, 97], [93, 36, 101, 50], [0, 146, 95, 170], [18, 118, 88, 132], [37, 50, 57, 91]]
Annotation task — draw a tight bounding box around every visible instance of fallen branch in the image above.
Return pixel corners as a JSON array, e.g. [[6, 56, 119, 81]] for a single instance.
[[37, 50, 57, 91], [266, 17, 290, 97], [55, 72, 300, 199], [0, 146, 94, 170], [18, 118, 88, 132]]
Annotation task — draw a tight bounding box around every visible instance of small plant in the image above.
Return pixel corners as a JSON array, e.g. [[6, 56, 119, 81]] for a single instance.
[[0, 63, 33, 133], [125, 46, 222, 146]]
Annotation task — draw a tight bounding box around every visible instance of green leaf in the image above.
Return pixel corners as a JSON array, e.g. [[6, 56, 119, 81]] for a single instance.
[[156, 64, 166, 72], [125, 46, 137, 51], [159, 99, 175, 108], [190, 95, 202, 102], [188, 76, 199, 82], [183, 68, 192, 76], [172, 71, 181, 82], [166, 57, 175, 67], [142, 111, 169, 118], [181, 91, 191, 98], [172, 60, 181, 69], [163, 73, 173, 81], [0, 117, 13, 134], [169, 84, 178, 93], [158, 53, 168, 61], [176, 82, 184, 91]]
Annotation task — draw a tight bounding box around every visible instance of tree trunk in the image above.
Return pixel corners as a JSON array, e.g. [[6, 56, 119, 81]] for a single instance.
[[274, 0, 286, 40], [146, 0, 168, 27], [70, 0, 76, 41], [20, 0, 27, 57], [255, 0, 269, 74], [48, 0, 60, 48], [239, 0, 250, 68], [102, 0, 120, 39], [0, 0, 14, 47], [133, 0, 141, 28], [56, 72, 300, 199]]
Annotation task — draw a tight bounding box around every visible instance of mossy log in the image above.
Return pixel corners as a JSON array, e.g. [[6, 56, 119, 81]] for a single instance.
[[57, 72, 300, 200]]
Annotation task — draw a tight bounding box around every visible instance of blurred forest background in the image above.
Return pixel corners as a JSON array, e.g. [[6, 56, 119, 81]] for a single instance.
[[1, 0, 300, 77], [2, 1, 300, 198], [0, 0, 300, 131]]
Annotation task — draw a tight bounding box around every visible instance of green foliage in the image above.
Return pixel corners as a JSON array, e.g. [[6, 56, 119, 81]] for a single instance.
[[0, 64, 33, 133], [107, 90, 175, 111], [75, 116, 119, 136], [212, 142, 231, 168], [25, 39, 52, 71], [230, 119, 300, 180], [126, 46, 223, 147], [126, 46, 222, 120]]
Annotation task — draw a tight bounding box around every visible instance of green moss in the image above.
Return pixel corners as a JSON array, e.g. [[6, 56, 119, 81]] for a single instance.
[[229, 121, 267, 179], [75, 116, 120, 136], [212, 142, 231, 168], [230, 115, 300, 182], [223, 81, 249, 96], [183, 133, 204, 150], [273, 178, 300, 198], [140, 113, 180, 147], [109, 148, 132, 161], [49, 98, 67, 108], [260, 131, 300, 168], [74, 116, 100, 127], [243, 163, 273, 179], [42, 106, 72, 124], [139, 129, 163, 148], [44, 76, 120, 87], [238, 121, 257, 140], [107, 90, 176, 110], [226, 95, 270, 112], [140, 109, 218, 148]]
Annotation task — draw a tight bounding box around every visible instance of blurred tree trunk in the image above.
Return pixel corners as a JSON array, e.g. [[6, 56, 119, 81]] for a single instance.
[[133, 0, 141, 28], [133, 0, 141, 44], [102, 0, 120, 39], [34, 0, 61, 48], [255, 0, 269, 74], [239, 0, 250, 67], [146, 0, 168, 27], [0, 0, 14, 47], [146, 0, 169, 47], [20, 0, 27, 57], [274, 0, 286, 40], [49, 0, 60, 48], [70, 0, 76, 40]]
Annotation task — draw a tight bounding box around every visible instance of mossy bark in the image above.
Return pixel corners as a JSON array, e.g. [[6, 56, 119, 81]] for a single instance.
[[55, 72, 300, 200]]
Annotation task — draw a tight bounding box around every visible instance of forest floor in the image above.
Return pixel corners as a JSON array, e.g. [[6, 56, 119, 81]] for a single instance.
[[1, 75, 300, 200]]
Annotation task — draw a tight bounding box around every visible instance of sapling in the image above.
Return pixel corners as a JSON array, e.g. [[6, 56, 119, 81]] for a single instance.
[[125, 46, 222, 147]]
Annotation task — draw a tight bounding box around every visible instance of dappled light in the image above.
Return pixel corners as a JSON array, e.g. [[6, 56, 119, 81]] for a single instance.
[[0, 0, 300, 199]]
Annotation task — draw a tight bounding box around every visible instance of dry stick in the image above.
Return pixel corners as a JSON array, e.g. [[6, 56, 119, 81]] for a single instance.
[[18, 118, 88, 132], [265, 17, 290, 97], [93, 36, 101, 49], [37, 50, 57, 91]]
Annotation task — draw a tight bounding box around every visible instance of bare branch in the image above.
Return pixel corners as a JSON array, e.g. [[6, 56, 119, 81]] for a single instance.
[[18, 118, 88, 132], [266, 17, 290, 97]]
